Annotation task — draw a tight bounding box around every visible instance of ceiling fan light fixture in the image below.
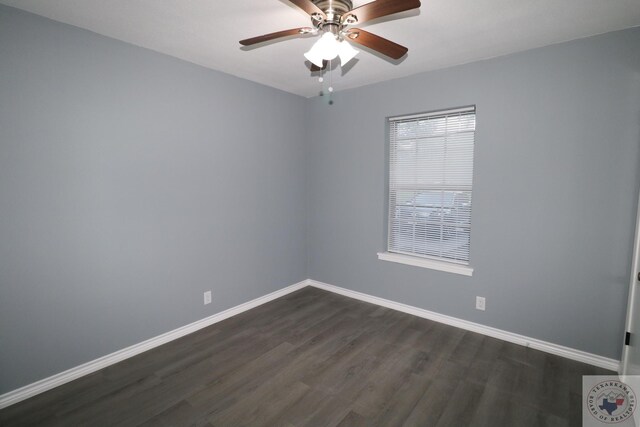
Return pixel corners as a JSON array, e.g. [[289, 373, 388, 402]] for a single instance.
[[338, 40, 358, 66], [304, 49, 325, 67], [304, 32, 340, 67]]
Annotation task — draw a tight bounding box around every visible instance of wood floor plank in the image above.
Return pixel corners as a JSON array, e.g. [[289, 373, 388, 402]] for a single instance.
[[0, 287, 613, 426], [137, 401, 211, 427], [336, 409, 369, 427], [434, 380, 485, 427], [208, 381, 309, 426], [351, 346, 428, 418], [370, 372, 432, 427], [402, 378, 461, 426], [185, 341, 297, 412], [298, 395, 353, 427]]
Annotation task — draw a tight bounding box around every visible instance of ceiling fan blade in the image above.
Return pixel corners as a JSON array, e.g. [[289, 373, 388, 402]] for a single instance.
[[240, 28, 313, 46], [345, 29, 408, 59], [344, 0, 421, 25], [310, 60, 329, 72], [286, 0, 326, 18]]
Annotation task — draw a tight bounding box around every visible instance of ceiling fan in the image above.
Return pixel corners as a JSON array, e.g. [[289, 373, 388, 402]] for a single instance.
[[240, 0, 421, 71]]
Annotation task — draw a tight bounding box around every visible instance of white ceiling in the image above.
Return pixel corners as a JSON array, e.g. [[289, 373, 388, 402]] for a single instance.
[[2, 0, 639, 97]]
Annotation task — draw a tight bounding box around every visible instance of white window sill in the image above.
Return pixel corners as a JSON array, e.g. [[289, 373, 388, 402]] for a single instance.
[[377, 252, 474, 277]]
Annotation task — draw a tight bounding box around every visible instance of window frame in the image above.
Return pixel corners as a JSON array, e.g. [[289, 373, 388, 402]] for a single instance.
[[379, 106, 476, 276]]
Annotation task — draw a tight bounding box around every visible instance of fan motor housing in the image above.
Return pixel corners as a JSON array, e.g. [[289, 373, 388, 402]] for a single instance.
[[312, 0, 353, 30], [312, 0, 353, 15]]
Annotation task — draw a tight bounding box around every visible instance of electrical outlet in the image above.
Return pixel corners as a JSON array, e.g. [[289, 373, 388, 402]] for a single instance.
[[204, 291, 212, 305], [476, 296, 486, 311]]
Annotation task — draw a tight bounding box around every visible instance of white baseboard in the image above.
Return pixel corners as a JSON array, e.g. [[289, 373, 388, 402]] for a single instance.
[[0, 280, 308, 410], [1, 277, 620, 409], [308, 279, 620, 372]]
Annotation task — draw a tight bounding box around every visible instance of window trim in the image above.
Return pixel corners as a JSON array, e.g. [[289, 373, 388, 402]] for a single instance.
[[377, 252, 474, 276], [383, 105, 476, 275]]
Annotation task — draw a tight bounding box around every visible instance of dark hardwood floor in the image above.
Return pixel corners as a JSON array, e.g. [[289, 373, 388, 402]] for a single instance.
[[0, 287, 612, 426]]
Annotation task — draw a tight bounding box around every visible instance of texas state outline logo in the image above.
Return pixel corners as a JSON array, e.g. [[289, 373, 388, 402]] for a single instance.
[[587, 379, 637, 424]]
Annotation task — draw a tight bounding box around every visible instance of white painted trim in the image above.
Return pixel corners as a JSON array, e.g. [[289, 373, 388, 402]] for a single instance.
[[621, 189, 640, 375], [0, 280, 308, 409], [308, 279, 620, 371], [378, 252, 474, 276]]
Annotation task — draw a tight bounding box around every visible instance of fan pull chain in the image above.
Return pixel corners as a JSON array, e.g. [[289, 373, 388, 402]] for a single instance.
[[328, 59, 334, 93], [328, 60, 334, 104], [316, 61, 334, 103], [318, 63, 325, 97]]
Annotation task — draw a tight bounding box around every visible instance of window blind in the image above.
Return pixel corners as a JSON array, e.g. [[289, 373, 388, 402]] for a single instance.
[[388, 106, 476, 264]]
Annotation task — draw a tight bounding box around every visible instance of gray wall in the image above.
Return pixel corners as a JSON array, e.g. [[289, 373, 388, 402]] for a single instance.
[[0, 5, 307, 393], [306, 28, 640, 360], [2, 3, 639, 396]]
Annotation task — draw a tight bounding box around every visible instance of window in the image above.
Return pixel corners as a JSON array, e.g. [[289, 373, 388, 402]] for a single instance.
[[381, 106, 476, 275]]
